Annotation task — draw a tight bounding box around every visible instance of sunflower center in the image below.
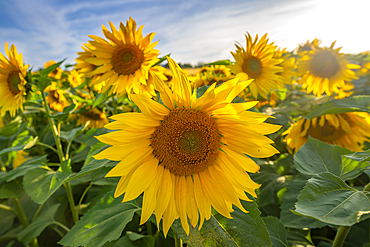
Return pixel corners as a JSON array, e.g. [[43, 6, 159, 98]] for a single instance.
[[242, 56, 263, 78], [151, 108, 221, 176], [305, 118, 345, 143], [111, 44, 144, 75], [310, 51, 340, 78], [7, 71, 21, 95], [82, 109, 104, 120]]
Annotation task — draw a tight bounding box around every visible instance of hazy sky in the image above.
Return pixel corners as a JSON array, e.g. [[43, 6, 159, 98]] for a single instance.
[[0, 0, 369, 70]]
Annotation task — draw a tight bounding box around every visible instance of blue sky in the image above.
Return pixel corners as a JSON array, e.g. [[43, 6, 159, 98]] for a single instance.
[[0, 0, 369, 70]]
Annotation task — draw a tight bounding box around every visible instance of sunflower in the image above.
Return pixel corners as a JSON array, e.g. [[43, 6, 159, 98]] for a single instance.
[[283, 112, 370, 152], [297, 38, 321, 54], [297, 41, 360, 97], [68, 69, 84, 88], [230, 33, 284, 99], [192, 65, 234, 88], [94, 57, 280, 236], [75, 42, 97, 74], [85, 17, 159, 97], [76, 106, 109, 129], [44, 82, 70, 112], [44, 60, 63, 80], [273, 48, 297, 85], [0, 43, 29, 117]]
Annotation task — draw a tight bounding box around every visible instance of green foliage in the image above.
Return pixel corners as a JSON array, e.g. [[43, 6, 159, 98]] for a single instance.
[[294, 172, 370, 226], [18, 203, 61, 244], [262, 216, 288, 247], [23, 160, 72, 204], [58, 192, 141, 247], [294, 137, 370, 180], [304, 95, 370, 119]]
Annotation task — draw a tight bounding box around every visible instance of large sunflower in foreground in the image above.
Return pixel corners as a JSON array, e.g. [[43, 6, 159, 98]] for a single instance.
[[85, 17, 159, 97], [283, 112, 370, 152], [230, 33, 284, 99], [0, 43, 29, 117], [94, 57, 280, 236], [297, 41, 360, 97]]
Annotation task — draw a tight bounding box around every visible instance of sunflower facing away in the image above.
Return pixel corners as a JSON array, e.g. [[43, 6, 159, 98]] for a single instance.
[[0, 43, 29, 117], [85, 17, 159, 97], [230, 33, 284, 99], [297, 41, 360, 97], [283, 112, 370, 152], [76, 106, 109, 129], [94, 57, 281, 236]]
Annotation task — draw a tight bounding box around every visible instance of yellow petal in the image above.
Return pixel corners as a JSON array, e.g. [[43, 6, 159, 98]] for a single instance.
[[175, 176, 189, 235], [105, 147, 154, 177], [123, 158, 159, 202], [140, 165, 164, 225]]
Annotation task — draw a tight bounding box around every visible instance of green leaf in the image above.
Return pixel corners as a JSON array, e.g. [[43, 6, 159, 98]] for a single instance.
[[280, 174, 327, 229], [84, 142, 109, 165], [17, 203, 60, 244], [0, 178, 25, 199], [0, 201, 16, 235], [251, 165, 286, 207], [0, 156, 47, 182], [294, 137, 369, 180], [66, 158, 117, 182], [213, 200, 272, 247], [262, 216, 288, 247], [60, 125, 86, 143], [0, 136, 36, 156], [294, 137, 342, 176], [23, 159, 72, 204], [304, 95, 370, 119], [48, 103, 77, 121], [58, 191, 140, 247], [113, 233, 155, 247], [35, 76, 52, 92], [171, 216, 238, 247], [40, 59, 65, 77], [294, 172, 370, 226], [153, 53, 171, 67], [0, 119, 21, 137], [344, 149, 370, 162], [340, 155, 370, 181], [93, 93, 110, 108]]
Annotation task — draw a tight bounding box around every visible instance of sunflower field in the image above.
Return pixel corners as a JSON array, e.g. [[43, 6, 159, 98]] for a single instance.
[[1, 17, 370, 247]]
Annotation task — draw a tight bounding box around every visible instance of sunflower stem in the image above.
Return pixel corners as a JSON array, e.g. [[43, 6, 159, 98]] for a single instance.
[[41, 91, 65, 162], [13, 198, 39, 247], [174, 232, 182, 247], [77, 183, 92, 216], [146, 221, 153, 236], [332, 226, 351, 247], [64, 182, 79, 224]]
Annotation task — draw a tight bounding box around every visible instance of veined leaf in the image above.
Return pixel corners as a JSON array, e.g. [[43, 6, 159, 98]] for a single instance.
[[18, 204, 60, 244], [294, 137, 370, 180], [294, 172, 370, 226], [262, 216, 288, 247], [280, 174, 327, 229], [58, 191, 140, 247], [304, 95, 370, 119], [23, 159, 72, 204], [172, 199, 271, 247]]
